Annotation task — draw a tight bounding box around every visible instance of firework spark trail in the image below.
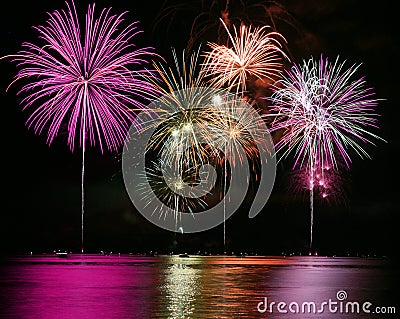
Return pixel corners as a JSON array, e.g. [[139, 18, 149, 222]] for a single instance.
[[202, 18, 289, 95], [2, 1, 158, 253], [265, 54, 385, 253]]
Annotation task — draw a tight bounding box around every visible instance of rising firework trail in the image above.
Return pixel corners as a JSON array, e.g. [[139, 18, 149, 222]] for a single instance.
[[266, 54, 385, 254], [2, 1, 158, 253]]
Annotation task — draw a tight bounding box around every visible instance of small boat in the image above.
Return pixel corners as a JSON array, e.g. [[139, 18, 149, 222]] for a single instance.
[[56, 252, 68, 258], [178, 253, 190, 258]]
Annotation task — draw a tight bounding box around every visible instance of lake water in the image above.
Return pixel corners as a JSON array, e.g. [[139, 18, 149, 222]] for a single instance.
[[0, 255, 398, 318]]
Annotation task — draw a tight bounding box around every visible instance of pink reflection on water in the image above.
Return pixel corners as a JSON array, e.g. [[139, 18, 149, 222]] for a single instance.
[[1, 254, 158, 319], [0, 254, 395, 319]]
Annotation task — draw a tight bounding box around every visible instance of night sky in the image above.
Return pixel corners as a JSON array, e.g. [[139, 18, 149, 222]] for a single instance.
[[0, 0, 398, 257]]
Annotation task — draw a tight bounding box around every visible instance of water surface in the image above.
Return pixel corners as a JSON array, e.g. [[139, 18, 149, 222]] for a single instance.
[[0, 254, 398, 318]]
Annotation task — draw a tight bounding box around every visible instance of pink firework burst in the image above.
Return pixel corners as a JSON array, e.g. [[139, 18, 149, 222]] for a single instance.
[[2, 1, 159, 253], [5, 1, 158, 152], [202, 18, 289, 95]]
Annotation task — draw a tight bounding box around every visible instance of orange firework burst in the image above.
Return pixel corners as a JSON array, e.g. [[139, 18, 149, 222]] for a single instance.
[[202, 19, 289, 95]]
